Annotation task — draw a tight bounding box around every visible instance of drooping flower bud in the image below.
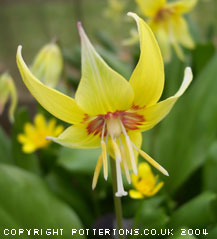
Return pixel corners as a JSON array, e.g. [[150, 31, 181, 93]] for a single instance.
[[31, 43, 63, 88], [0, 72, 17, 122]]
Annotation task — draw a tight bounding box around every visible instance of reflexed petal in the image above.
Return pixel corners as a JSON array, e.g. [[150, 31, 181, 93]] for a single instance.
[[172, 17, 195, 49], [17, 46, 85, 124], [48, 124, 101, 149], [135, 0, 166, 17], [138, 67, 193, 131], [168, 0, 197, 14], [107, 131, 142, 170], [128, 13, 164, 108], [129, 190, 144, 199], [75, 23, 134, 116]]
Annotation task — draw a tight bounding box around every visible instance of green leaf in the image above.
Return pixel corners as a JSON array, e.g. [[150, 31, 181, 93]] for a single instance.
[[0, 126, 13, 164], [46, 171, 94, 226], [206, 225, 217, 239], [192, 43, 216, 76], [203, 141, 217, 193], [11, 108, 40, 174], [0, 164, 85, 239], [154, 53, 217, 194], [169, 192, 216, 229], [134, 196, 169, 231], [58, 147, 100, 174], [169, 228, 197, 239]]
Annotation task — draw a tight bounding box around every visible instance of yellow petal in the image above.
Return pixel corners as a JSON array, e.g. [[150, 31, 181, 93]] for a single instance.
[[17, 46, 85, 124], [17, 134, 28, 144], [54, 125, 64, 136], [135, 0, 166, 17], [24, 123, 35, 137], [48, 124, 101, 149], [128, 13, 164, 108], [149, 181, 164, 196], [22, 143, 36, 154], [34, 114, 46, 131], [138, 67, 193, 131], [129, 189, 144, 199], [168, 0, 197, 14], [131, 162, 154, 188], [138, 162, 153, 176], [172, 17, 195, 49], [75, 22, 134, 116], [47, 118, 57, 132]]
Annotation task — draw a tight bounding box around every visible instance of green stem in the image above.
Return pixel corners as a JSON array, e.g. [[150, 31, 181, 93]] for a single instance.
[[110, 157, 124, 239]]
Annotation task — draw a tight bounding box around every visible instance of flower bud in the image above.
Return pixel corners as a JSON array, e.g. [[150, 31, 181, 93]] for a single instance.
[[0, 72, 17, 122], [31, 43, 63, 88]]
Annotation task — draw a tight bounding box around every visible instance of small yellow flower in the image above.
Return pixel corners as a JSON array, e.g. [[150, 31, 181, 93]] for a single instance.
[[16, 13, 193, 196], [31, 43, 63, 88], [104, 0, 124, 22], [129, 162, 164, 199], [0, 72, 17, 122], [18, 114, 63, 154], [135, 0, 197, 61]]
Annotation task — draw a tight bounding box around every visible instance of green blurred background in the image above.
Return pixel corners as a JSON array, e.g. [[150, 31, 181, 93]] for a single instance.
[[1, 0, 217, 238]]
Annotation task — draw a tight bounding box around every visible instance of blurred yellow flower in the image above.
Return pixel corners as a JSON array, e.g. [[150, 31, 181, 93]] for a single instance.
[[18, 114, 63, 154], [135, 0, 197, 61], [0, 72, 17, 122], [129, 162, 164, 199], [104, 0, 124, 21], [31, 42, 63, 88], [17, 13, 193, 196]]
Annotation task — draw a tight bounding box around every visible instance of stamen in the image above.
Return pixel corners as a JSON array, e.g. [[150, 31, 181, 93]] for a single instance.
[[132, 144, 169, 176], [120, 122, 138, 175], [111, 139, 128, 197], [119, 137, 131, 184], [92, 154, 103, 190], [101, 141, 108, 180], [101, 122, 108, 180]]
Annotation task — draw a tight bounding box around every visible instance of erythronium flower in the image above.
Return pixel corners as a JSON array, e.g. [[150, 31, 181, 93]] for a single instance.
[[104, 0, 124, 22], [18, 114, 63, 154], [0, 72, 17, 122], [135, 0, 197, 61], [31, 42, 63, 88], [16, 12, 193, 197], [129, 162, 164, 199]]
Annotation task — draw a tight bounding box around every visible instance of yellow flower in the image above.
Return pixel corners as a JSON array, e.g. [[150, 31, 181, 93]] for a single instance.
[[18, 114, 63, 154], [0, 72, 17, 122], [31, 42, 63, 88], [104, 0, 124, 22], [16, 13, 193, 197], [129, 162, 164, 199], [135, 0, 197, 61]]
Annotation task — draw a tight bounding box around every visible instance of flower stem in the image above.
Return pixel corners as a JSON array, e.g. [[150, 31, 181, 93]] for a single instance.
[[110, 157, 124, 239]]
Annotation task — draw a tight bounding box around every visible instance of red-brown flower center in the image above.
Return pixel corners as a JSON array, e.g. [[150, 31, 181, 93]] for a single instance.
[[154, 7, 174, 22], [86, 110, 144, 136]]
